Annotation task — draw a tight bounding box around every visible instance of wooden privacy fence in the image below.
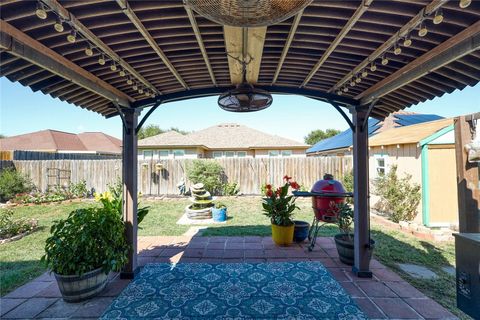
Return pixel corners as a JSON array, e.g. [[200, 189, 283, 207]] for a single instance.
[[2, 157, 352, 195]]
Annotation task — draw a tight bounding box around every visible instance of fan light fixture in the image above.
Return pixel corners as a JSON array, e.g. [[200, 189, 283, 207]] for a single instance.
[[54, 18, 64, 32], [184, 0, 312, 27], [218, 82, 273, 112], [36, 1, 47, 20]]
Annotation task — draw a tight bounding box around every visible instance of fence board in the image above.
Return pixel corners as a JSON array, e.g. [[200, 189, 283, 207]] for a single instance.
[[9, 157, 352, 195]]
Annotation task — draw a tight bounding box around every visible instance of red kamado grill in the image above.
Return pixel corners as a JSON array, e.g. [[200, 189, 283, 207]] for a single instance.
[[293, 174, 353, 251]]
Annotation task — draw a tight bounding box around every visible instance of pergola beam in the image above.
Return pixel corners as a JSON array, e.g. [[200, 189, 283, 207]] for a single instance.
[[184, 6, 216, 86], [358, 20, 480, 105], [301, 0, 373, 87], [0, 20, 131, 107], [272, 10, 304, 85], [43, 0, 160, 95], [116, 0, 188, 90], [330, 0, 447, 92]]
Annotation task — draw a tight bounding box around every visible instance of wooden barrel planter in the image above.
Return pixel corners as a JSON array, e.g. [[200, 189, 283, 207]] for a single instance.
[[54, 267, 108, 302], [334, 234, 375, 266]]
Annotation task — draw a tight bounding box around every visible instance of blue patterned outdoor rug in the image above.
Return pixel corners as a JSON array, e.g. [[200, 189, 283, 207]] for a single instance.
[[101, 262, 367, 319]]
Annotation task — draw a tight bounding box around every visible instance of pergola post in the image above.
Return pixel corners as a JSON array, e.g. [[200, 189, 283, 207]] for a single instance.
[[120, 108, 139, 279], [352, 106, 373, 278]]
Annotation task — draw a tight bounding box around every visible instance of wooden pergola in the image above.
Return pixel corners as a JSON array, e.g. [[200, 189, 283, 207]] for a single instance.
[[1, 0, 479, 279]]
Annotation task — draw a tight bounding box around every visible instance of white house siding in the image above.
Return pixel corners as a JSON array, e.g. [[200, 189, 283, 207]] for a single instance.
[[138, 147, 201, 160]]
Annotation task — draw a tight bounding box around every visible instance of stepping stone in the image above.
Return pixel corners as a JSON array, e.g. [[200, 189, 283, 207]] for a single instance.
[[397, 263, 438, 279], [441, 266, 456, 277]]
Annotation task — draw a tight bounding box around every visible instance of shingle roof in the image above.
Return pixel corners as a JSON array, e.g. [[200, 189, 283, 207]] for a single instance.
[[138, 131, 201, 147], [307, 112, 444, 154], [369, 118, 453, 147], [0, 130, 122, 154], [138, 123, 309, 149]]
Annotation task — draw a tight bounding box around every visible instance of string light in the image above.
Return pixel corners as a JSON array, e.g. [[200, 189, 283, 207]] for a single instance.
[[35, 1, 47, 19], [370, 62, 377, 72], [66, 30, 76, 43], [394, 43, 402, 55], [98, 54, 106, 65], [138, 88, 144, 94], [418, 22, 428, 37], [355, 76, 362, 84], [433, 8, 443, 24], [119, 69, 126, 77], [361, 69, 368, 78], [145, 90, 150, 97], [127, 77, 133, 85], [381, 55, 389, 65], [54, 17, 64, 32], [132, 83, 138, 91], [343, 87, 349, 93], [110, 61, 117, 71], [403, 35, 412, 47], [337, 90, 343, 96], [84, 46, 93, 57], [459, 0, 471, 8]]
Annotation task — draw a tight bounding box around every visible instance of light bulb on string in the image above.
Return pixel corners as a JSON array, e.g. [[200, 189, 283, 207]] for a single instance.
[[67, 30, 76, 43], [403, 35, 412, 47], [459, 0, 471, 9], [127, 77, 133, 85], [138, 88, 144, 94], [355, 76, 362, 84], [54, 18, 64, 32], [85, 46, 93, 57], [98, 54, 106, 65], [350, 80, 355, 87], [362, 69, 368, 78], [35, 1, 47, 20], [110, 62, 117, 72], [370, 62, 377, 72], [119, 69, 126, 77], [132, 83, 138, 91], [337, 90, 342, 96], [145, 90, 150, 97], [433, 9, 443, 24], [394, 43, 402, 55], [418, 22, 428, 37], [381, 55, 389, 65], [343, 87, 349, 93]]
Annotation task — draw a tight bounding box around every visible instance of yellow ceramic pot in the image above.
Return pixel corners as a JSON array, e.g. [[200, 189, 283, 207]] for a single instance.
[[271, 224, 294, 246]]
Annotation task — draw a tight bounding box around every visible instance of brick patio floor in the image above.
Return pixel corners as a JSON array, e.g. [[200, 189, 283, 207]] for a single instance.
[[1, 236, 457, 319]]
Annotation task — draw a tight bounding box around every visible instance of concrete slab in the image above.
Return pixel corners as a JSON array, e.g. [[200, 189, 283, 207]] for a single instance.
[[397, 263, 438, 279]]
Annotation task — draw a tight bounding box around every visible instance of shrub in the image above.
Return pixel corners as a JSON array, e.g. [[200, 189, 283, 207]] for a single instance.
[[0, 209, 38, 240], [373, 165, 421, 223], [0, 169, 33, 203], [42, 207, 129, 275], [342, 170, 354, 204], [186, 160, 225, 195], [223, 182, 239, 196]]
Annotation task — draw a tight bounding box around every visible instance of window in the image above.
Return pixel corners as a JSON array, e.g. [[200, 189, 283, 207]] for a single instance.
[[143, 150, 153, 159], [173, 150, 185, 158], [375, 155, 388, 176], [237, 151, 247, 158], [159, 150, 169, 159], [213, 151, 223, 158], [281, 150, 292, 157], [225, 151, 235, 158], [268, 150, 279, 157]]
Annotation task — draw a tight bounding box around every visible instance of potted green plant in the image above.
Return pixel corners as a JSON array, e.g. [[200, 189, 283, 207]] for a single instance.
[[42, 206, 129, 302], [331, 202, 375, 265], [262, 175, 300, 246], [212, 202, 227, 222]]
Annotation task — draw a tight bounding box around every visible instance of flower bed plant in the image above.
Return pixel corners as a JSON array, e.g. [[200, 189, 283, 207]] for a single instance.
[[10, 181, 89, 205], [0, 209, 38, 240]]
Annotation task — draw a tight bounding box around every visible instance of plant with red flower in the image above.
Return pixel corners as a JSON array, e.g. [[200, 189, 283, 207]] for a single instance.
[[261, 176, 300, 226]]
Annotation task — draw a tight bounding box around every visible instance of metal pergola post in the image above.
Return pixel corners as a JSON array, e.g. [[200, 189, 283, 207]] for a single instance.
[[352, 106, 373, 278], [120, 108, 139, 279]]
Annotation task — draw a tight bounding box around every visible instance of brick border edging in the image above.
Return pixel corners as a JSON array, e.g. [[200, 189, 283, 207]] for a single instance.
[[370, 212, 454, 242]]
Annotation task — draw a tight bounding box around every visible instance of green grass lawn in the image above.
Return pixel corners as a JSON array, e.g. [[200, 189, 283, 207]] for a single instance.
[[0, 197, 467, 318]]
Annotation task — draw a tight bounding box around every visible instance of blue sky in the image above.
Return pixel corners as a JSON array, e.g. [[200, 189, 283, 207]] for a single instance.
[[1, 77, 479, 142]]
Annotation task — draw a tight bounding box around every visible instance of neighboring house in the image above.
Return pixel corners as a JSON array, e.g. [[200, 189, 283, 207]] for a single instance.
[[369, 118, 457, 228], [306, 112, 444, 157], [138, 123, 309, 159], [0, 130, 122, 156]]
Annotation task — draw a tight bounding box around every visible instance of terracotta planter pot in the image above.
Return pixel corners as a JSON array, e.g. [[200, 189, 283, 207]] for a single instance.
[[271, 224, 294, 246], [54, 267, 108, 302]]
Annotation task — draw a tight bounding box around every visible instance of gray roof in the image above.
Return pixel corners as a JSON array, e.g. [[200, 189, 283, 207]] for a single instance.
[[138, 124, 308, 149]]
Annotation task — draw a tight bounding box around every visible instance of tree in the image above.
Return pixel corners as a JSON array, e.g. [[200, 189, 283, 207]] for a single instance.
[[304, 129, 341, 145], [137, 125, 189, 139]]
